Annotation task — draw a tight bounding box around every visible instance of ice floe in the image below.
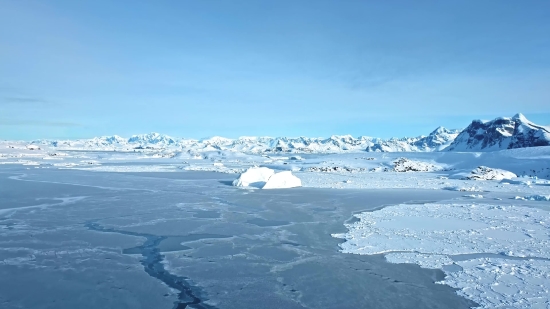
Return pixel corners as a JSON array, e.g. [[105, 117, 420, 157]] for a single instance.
[[333, 202, 550, 308], [439, 257, 550, 309]]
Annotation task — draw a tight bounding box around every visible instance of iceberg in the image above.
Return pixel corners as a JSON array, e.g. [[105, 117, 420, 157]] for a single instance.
[[232, 167, 275, 188], [262, 171, 302, 189], [232, 167, 302, 189]]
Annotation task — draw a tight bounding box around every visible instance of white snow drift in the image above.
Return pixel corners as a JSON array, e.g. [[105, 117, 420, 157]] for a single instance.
[[391, 157, 445, 172], [232, 167, 302, 189], [457, 166, 517, 181]]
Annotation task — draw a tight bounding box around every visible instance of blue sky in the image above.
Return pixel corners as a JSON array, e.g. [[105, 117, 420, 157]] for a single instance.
[[1, 0, 549, 140]]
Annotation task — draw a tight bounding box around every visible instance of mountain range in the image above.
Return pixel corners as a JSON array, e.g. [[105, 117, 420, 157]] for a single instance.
[[23, 114, 550, 153]]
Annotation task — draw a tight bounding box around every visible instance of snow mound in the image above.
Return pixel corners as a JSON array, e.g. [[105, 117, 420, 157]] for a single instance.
[[232, 167, 275, 188], [463, 194, 483, 198], [26, 145, 41, 150], [392, 158, 444, 172], [262, 171, 302, 189], [461, 166, 517, 180], [443, 186, 484, 192]]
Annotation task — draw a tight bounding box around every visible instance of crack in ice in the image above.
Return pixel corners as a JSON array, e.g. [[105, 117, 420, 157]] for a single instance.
[[85, 221, 216, 309]]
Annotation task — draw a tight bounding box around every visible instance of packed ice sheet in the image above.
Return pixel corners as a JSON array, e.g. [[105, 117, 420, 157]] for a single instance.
[[333, 202, 550, 308], [2, 139, 550, 308], [1, 168, 481, 309]]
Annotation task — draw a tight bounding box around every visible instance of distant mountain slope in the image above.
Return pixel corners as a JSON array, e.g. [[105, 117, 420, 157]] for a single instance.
[[365, 127, 460, 152], [446, 113, 550, 152], [128, 132, 176, 146]]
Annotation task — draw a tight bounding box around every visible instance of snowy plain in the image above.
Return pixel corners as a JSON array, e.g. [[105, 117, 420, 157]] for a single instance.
[[1, 137, 550, 308]]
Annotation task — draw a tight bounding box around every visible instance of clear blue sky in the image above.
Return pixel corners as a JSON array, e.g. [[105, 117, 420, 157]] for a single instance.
[[1, 0, 549, 140]]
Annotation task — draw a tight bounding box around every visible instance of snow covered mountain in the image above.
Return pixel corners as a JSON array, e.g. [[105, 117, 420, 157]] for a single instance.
[[365, 127, 460, 152], [30, 135, 127, 149], [446, 113, 550, 152], [127, 132, 177, 146], [413, 127, 462, 151], [24, 128, 459, 154], [29, 133, 179, 150], [20, 114, 547, 153]]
